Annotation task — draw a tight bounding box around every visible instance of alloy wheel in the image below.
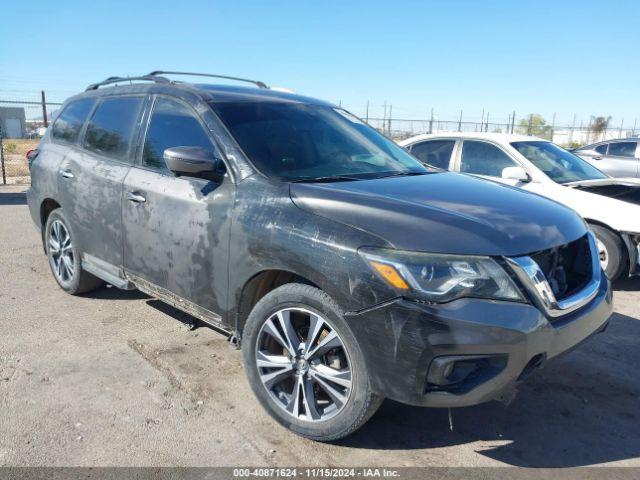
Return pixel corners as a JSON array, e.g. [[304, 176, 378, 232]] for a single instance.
[[255, 308, 352, 422], [596, 238, 609, 272], [48, 219, 75, 284]]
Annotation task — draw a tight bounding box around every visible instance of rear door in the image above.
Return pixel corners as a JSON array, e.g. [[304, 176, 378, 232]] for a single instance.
[[601, 141, 639, 177], [122, 95, 234, 318], [58, 95, 146, 279], [407, 139, 457, 170], [455, 139, 528, 187]]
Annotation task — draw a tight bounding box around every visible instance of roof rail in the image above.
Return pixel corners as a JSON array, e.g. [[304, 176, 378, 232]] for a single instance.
[[148, 70, 269, 89], [85, 75, 170, 91]]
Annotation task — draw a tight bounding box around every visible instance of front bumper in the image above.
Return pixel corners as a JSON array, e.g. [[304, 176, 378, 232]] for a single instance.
[[345, 269, 612, 407]]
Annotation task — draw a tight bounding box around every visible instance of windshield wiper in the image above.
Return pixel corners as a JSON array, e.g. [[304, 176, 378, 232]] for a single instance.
[[290, 175, 363, 183], [375, 171, 427, 179]]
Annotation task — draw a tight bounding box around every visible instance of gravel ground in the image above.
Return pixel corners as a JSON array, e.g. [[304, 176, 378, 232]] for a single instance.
[[1, 184, 639, 468]]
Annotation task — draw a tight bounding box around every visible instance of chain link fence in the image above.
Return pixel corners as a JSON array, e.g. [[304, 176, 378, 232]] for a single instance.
[[1, 90, 638, 184], [0, 92, 62, 184]]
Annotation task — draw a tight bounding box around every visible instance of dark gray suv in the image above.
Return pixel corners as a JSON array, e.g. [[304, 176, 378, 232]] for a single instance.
[[27, 72, 613, 441]]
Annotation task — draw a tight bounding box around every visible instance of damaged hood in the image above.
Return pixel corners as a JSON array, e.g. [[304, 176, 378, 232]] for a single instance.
[[290, 172, 587, 256]]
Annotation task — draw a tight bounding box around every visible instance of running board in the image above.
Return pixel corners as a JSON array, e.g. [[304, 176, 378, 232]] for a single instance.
[[125, 273, 232, 335], [82, 258, 135, 290]]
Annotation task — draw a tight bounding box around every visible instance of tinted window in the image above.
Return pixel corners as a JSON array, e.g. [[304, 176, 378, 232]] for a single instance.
[[410, 140, 455, 169], [512, 141, 607, 183], [608, 142, 636, 157], [143, 97, 214, 169], [51, 98, 95, 143], [210, 102, 426, 181], [595, 144, 608, 154], [84, 97, 143, 159], [460, 140, 516, 177]]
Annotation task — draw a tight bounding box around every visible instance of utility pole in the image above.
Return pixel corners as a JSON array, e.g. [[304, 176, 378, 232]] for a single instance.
[[569, 113, 576, 146], [633, 118, 637, 136], [382, 101, 387, 134], [511, 111, 516, 134], [0, 122, 5, 185], [429, 108, 434, 134], [41, 90, 48, 128], [485, 112, 490, 132], [619, 118, 624, 138], [365, 101, 369, 123], [527, 114, 533, 136], [458, 109, 463, 132], [388, 104, 393, 136], [550, 112, 556, 141]]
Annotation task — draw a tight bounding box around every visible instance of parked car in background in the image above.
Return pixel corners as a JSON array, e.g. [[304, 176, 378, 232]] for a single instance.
[[399, 132, 640, 280], [572, 138, 639, 178], [27, 74, 612, 441]]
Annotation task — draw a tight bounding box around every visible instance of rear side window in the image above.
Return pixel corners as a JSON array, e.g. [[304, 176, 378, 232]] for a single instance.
[[595, 144, 608, 154], [84, 96, 144, 159], [51, 98, 95, 143], [608, 142, 636, 157], [410, 140, 455, 169], [460, 140, 517, 177], [143, 97, 214, 169]]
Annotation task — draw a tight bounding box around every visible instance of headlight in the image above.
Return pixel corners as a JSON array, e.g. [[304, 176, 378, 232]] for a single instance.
[[359, 247, 524, 303]]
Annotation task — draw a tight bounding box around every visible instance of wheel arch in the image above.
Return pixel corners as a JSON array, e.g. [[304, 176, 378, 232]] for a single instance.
[[39, 198, 61, 252], [235, 269, 320, 339], [585, 218, 631, 277]]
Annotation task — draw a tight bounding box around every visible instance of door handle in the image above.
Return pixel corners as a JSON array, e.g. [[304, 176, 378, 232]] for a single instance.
[[60, 169, 74, 179], [126, 191, 146, 203], [593, 155, 603, 160]]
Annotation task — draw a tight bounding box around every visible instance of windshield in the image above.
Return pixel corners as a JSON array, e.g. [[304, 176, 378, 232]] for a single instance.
[[210, 102, 428, 181], [511, 141, 608, 184]]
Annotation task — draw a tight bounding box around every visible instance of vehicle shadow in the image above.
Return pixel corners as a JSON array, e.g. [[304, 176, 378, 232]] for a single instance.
[[81, 284, 149, 301], [0, 191, 27, 205], [339, 311, 640, 467]]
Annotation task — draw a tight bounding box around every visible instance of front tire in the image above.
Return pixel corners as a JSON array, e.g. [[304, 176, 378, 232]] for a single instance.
[[242, 283, 382, 441], [589, 224, 626, 281], [45, 209, 103, 295]]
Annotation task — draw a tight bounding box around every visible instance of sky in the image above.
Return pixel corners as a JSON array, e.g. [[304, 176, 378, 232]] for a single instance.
[[1, 0, 639, 126]]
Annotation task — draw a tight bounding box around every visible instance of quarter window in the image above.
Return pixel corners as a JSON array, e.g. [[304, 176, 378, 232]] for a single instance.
[[143, 97, 214, 169], [608, 142, 636, 157], [84, 96, 144, 159], [51, 98, 96, 143], [460, 140, 517, 177], [410, 140, 455, 169]]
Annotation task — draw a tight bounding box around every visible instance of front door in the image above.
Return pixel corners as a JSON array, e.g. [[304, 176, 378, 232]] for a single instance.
[[122, 96, 234, 318], [58, 95, 145, 278]]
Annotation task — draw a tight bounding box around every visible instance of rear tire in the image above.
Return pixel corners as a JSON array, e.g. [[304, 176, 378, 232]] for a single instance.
[[242, 283, 382, 442], [44, 209, 103, 295], [589, 224, 626, 281]]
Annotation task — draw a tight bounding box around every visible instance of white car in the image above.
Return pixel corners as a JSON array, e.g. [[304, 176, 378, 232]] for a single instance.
[[398, 132, 640, 280]]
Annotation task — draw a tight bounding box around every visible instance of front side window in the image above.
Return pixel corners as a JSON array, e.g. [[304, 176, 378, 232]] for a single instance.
[[410, 140, 455, 169], [511, 141, 607, 183], [51, 98, 96, 143], [143, 97, 214, 169], [459, 140, 517, 177], [209, 102, 427, 181], [608, 141, 637, 157], [84, 96, 144, 159]]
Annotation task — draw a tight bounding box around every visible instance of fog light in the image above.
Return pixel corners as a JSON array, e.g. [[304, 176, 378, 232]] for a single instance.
[[426, 354, 508, 390]]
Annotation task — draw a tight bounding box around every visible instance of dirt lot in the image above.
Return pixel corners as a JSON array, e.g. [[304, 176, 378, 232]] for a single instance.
[[1, 184, 639, 468]]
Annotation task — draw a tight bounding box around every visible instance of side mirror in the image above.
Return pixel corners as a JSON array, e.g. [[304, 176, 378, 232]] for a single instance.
[[164, 146, 226, 182], [501, 166, 530, 183]]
